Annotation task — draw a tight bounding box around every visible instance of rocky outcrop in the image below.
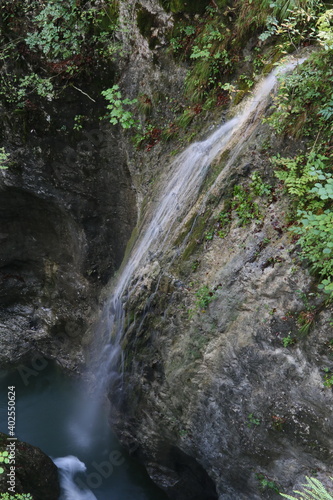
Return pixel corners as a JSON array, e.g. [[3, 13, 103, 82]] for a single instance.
[[111, 110, 333, 499], [0, 81, 137, 371], [0, 432, 60, 499]]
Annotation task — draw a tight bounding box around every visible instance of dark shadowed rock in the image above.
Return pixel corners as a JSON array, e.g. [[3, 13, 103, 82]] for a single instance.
[[0, 432, 60, 499]]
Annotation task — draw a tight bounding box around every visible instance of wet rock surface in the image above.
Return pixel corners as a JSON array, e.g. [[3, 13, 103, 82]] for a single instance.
[[0, 432, 60, 499], [112, 117, 333, 499]]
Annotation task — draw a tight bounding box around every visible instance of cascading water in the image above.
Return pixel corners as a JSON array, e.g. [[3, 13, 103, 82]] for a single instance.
[[56, 57, 305, 499], [53, 457, 98, 500]]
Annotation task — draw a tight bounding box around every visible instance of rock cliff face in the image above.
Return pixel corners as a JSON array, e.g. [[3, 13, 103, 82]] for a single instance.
[[113, 111, 333, 499], [0, 432, 60, 499], [95, 3, 333, 499], [0, 81, 137, 371], [1, 1, 333, 500]]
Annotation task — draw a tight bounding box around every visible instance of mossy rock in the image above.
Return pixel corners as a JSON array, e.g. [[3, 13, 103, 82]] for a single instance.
[[97, 0, 119, 30], [159, 0, 210, 14], [0, 432, 60, 500], [136, 5, 160, 49]]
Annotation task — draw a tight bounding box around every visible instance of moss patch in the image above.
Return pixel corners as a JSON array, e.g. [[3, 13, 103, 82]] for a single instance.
[[159, 0, 211, 14], [136, 4, 160, 49]]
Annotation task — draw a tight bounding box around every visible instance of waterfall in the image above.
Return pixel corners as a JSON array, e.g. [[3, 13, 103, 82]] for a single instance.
[[93, 57, 305, 393], [55, 57, 305, 498], [54, 456, 98, 500]]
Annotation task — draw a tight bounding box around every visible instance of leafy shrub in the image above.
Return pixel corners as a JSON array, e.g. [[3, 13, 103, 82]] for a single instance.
[[266, 50, 333, 139], [282, 335, 296, 347], [101, 85, 138, 129], [195, 285, 215, 309], [231, 185, 261, 226], [268, 48, 333, 299], [250, 172, 272, 196], [322, 368, 333, 388], [273, 152, 329, 209], [258, 2, 321, 50], [256, 472, 280, 493], [317, 9, 333, 50], [293, 210, 333, 278], [25, 0, 120, 62], [273, 149, 333, 296], [25, 0, 90, 60], [0, 451, 10, 473]]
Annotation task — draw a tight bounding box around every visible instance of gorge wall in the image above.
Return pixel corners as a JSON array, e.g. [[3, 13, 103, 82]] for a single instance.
[[1, 0, 333, 499], [0, 56, 137, 371], [114, 110, 333, 499]]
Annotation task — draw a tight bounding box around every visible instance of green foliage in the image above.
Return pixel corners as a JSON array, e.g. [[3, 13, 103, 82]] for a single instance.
[[322, 368, 333, 388], [234, 0, 321, 44], [247, 413, 261, 427], [256, 473, 280, 493], [216, 210, 230, 238], [0, 71, 55, 108], [0, 494, 33, 500], [0, 0, 121, 108], [137, 94, 153, 116], [195, 285, 215, 310], [165, 0, 329, 138], [191, 260, 200, 272], [177, 107, 197, 128], [273, 147, 333, 297], [273, 152, 329, 209], [293, 210, 333, 278], [25, 0, 90, 60], [266, 51, 333, 139], [310, 170, 333, 201], [297, 309, 316, 334], [0, 450, 10, 473], [0, 148, 9, 169], [169, 8, 234, 105], [317, 9, 333, 50], [231, 185, 261, 226], [282, 334, 296, 347], [239, 73, 255, 89], [271, 414, 286, 430], [250, 172, 272, 196], [101, 85, 138, 129], [258, 3, 320, 51], [280, 476, 333, 499], [205, 230, 214, 241], [25, 0, 120, 61], [203, 176, 270, 243], [73, 115, 85, 131], [318, 278, 333, 296], [17, 74, 55, 103], [186, 34, 232, 103]]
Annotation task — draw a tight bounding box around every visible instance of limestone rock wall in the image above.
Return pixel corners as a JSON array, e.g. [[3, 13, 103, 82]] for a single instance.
[[0, 83, 137, 371], [112, 117, 333, 499]]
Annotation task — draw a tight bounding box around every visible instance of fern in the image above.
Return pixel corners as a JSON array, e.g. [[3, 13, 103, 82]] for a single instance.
[[319, 99, 333, 121], [280, 476, 333, 500], [273, 151, 328, 209]]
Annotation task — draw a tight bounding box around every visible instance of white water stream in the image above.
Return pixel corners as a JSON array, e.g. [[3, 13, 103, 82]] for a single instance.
[[56, 58, 305, 499], [54, 456, 98, 500]]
